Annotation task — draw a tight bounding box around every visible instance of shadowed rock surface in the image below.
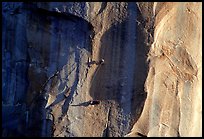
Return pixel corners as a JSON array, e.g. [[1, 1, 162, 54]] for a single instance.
[[2, 2, 202, 137]]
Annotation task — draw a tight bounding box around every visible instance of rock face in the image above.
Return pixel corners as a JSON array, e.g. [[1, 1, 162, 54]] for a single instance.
[[125, 2, 202, 137], [2, 2, 202, 137]]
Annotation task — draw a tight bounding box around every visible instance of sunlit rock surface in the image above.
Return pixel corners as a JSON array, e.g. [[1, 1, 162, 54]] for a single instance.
[[126, 2, 202, 137], [2, 2, 202, 137]]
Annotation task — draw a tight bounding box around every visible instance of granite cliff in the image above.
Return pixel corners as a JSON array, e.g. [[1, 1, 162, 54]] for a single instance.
[[2, 2, 202, 137]]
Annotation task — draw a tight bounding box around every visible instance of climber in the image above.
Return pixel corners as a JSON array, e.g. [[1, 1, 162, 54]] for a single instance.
[[46, 110, 55, 122], [87, 58, 105, 67], [97, 58, 105, 65], [89, 100, 100, 105]]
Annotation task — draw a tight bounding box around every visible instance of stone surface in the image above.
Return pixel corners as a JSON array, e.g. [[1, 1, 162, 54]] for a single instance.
[[125, 2, 202, 137], [2, 2, 202, 137]]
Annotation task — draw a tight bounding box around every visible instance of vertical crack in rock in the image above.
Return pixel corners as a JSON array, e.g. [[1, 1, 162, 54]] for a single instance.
[[97, 2, 107, 16], [102, 107, 111, 137]]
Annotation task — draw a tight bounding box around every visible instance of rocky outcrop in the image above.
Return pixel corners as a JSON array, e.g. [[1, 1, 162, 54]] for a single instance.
[[2, 2, 202, 137], [126, 2, 202, 137]]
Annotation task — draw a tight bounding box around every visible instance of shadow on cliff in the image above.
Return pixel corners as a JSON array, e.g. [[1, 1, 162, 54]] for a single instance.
[[22, 3, 94, 136], [89, 7, 149, 128]]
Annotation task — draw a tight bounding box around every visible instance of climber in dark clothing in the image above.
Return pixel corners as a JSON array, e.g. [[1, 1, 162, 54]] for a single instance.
[[97, 59, 105, 65], [89, 100, 100, 105], [71, 100, 100, 107]]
